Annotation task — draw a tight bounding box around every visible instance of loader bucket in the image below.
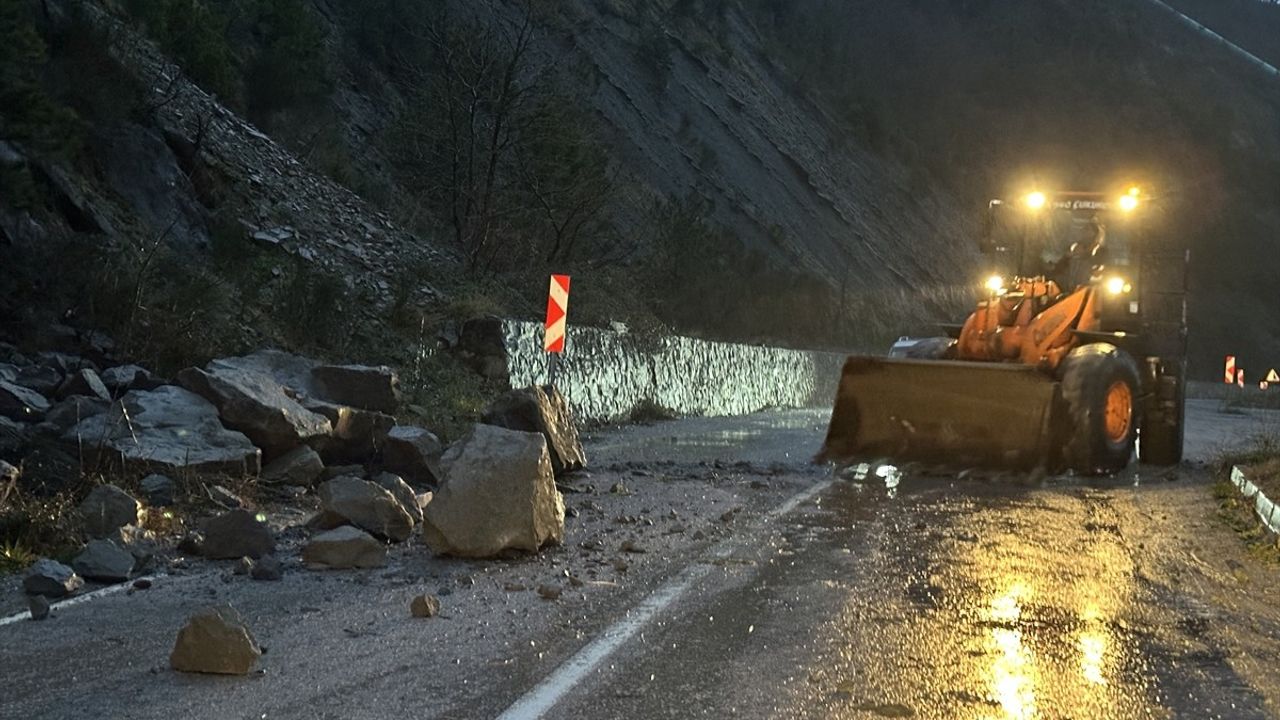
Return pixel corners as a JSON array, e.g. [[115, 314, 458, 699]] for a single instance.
[[819, 356, 1062, 470]]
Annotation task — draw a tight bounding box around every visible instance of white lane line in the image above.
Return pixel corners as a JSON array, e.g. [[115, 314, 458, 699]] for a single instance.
[[495, 478, 833, 720], [0, 576, 155, 627]]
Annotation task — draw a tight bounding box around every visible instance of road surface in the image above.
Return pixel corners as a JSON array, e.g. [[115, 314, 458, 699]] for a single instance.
[[4, 400, 1280, 719]]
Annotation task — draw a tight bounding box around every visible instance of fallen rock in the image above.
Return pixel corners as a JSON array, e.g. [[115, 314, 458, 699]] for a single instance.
[[482, 385, 586, 476], [536, 584, 562, 601], [318, 476, 414, 541], [170, 606, 261, 675], [382, 426, 443, 485], [13, 365, 62, 396], [63, 386, 261, 475], [177, 360, 330, 458], [56, 368, 111, 401], [260, 445, 324, 487], [422, 424, 565, 558], [0, 416, 27, 455], [302, 526, 386, 568], [410, 594, 440, 618], [375, 472, 422, 524], [99, 364, 160, 393], [72, 539, 135, 582], [201, 510, 275, 560], [42, 396, 111, 432], [0, 380, 50, 421], [79, 484, 140, 538], [23, 559, 83, 598], [234, 557, 253, 575], [140, 474, 176, 506], [305, 400, 394, 464], [28, 594, 50, 620], [250, 555, 283, 581], [311, 364, 400, 413]]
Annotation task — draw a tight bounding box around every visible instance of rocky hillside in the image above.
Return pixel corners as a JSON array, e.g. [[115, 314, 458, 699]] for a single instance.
[[3, 0, 1277, 380]]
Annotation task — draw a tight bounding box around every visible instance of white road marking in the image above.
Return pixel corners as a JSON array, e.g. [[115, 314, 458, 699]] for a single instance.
[[495, 478, 833, 720], [0, 576, 155, 627]]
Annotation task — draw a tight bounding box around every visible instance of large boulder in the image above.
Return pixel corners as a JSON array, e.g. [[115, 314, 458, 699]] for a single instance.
[[310, 364, 400, 413], [56, 368, 111, 401], [71, 539, 135, 582], [0, 381, 50, 421], [482, 385, 586, 476], [79, 484, 140, 538], [201, 510, 275, 559], [177, 360, 330, 458], [140, 474, 176, 506], [260, 445, 324, 487], [23, 559, 83, 598], [382, 426, 443, 485], [302, 526, 386, 569], [317, 476, 414, 542], [422, 424, 565, 558], [63, 386, 261, 475], [170, 606, 261, 675], [0, 415, 31, 456], [304, 400, 394, 464]]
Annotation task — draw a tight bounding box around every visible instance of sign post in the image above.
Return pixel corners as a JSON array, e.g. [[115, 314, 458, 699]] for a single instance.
[[544, 274, 571, 386]]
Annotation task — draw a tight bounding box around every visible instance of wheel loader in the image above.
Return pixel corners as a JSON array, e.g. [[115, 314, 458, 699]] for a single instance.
[[820, 188, 1188, 474]]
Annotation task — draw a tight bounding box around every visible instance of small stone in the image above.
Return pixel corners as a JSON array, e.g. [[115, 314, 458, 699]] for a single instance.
[[620, 540, 646, 554], [23, 559, 83, 598], [692, 530, 707, 540], [140, 474, 176, 507], [410, 594, 440, 618], [720, 509, 739, 523], [71, 540, 135, 582], [610, 482, 628, 495], [250, 555, 283, 581], [750, 480, 768, 489], [302, 526, 386, 569], [170, 605, 261, 675], [260, 445, 324, 487], [201, 510, 275, 560], [133, 578, 153, 590], [536, 584, 562, 601], [611, 559, 629, 572], [177, 533, 203, 556], [504, 582, 527, 592], [28, 595, 50, 621], [568, 575, 585, 588], [79, 484, 140, 538], [234, 557, 253, 575]]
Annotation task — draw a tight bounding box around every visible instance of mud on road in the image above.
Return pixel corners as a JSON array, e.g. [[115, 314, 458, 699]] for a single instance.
[[4, 401, 1280, 719]]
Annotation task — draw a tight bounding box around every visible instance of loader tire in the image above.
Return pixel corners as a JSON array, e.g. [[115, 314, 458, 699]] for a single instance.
[[1058, 343, 1140, 475], [1139, 362, 1185, 466]]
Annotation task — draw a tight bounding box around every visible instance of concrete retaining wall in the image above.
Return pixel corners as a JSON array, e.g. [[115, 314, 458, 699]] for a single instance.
[[499, 320, 847, 425]]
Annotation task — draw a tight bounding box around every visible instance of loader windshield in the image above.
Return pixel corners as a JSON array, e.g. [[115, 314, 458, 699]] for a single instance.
[[985, 194, 1135, 280]]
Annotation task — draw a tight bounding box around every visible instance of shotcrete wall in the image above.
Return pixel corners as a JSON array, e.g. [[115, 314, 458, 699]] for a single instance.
[[499, 320, 846, 425]]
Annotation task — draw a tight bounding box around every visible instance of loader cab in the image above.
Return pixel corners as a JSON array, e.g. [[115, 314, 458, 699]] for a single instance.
[[980, 191, 1141, 312]]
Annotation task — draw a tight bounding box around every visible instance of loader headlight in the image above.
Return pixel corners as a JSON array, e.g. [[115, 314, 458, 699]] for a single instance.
[[1118, 194, 1139, 212], [1025, 191, 1047, 210], [1105, 276, 1131, 294], [985, 275, 1005, 293]]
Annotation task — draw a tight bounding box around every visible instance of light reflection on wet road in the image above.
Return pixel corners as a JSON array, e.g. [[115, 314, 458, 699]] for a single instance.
[[546, 401, 1279, 719]]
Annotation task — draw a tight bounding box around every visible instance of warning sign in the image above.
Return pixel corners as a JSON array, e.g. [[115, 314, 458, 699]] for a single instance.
[[1268, 369, 1279, 383], [1225, 356, 1237, 384], [544, 274, 571, 353]]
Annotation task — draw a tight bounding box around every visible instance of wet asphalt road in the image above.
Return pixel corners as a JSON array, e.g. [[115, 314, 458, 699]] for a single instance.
[[526, 400, 1280, 719], [6, 400, 1280, 719]]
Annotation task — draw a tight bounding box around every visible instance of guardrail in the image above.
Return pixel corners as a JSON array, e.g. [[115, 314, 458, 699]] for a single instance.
[[1229, 465, 1280, 535]]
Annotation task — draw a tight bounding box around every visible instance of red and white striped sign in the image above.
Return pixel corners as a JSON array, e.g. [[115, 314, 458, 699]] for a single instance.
[[544, 274, 571, 353], [1225, 355, 1236, 384], [1237, 369, 1246, 389]]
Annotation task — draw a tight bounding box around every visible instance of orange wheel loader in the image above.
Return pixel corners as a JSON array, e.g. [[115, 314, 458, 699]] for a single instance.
[[820, 188, 1187, 475]]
